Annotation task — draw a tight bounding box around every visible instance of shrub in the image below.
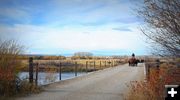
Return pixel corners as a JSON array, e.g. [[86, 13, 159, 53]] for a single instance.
[[0, 40, 23, 96], [0, 40, 41, 98]]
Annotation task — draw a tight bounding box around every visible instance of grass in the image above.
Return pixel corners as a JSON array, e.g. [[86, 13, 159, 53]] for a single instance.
[[18, 59, 126, 72]]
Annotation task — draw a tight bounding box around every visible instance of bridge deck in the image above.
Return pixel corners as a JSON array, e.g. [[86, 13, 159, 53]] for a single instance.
[[18, 63, 144, 100]]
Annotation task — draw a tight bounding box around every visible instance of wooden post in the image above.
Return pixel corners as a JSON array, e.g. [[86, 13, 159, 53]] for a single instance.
[[109, 60, 111, 67], [105, 61, 106, 68], [145, 64, 150, 81], [156, 60, 160, 79], [114, 60, 115, 66], [75, 62, 77, 76], [111, 60, 112, 67], [111, 61, 112, 67], [112, 60, 114, 67], [100, 61, 101, 69], [35, 63, 39, 86], [94, 61, 95, 71], [59, 62, 62, 80], [147, 65, 150, 81], [86, 61, 88, 73], [29, 57, 33, 83]]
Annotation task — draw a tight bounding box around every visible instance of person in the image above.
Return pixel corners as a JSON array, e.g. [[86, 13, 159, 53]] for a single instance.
[[132, 53, 135, 58]]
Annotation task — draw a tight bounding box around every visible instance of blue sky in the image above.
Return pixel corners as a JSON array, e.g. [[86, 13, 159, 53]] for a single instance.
[[0, 0, 149, 56]]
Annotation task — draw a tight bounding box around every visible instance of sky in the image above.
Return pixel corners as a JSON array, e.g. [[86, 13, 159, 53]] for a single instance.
[[0, 0, 149, 56]]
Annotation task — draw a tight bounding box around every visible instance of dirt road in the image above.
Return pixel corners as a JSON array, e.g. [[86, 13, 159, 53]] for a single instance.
[[18, 63, 145, 100]]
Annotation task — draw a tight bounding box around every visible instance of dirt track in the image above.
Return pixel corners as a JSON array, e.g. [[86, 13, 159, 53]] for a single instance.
[[18, 63, 145, 100]]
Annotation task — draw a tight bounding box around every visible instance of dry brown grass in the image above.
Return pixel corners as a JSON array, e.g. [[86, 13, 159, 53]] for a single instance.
[[18, 59, 126, 72], [125, 61, 180, 100]]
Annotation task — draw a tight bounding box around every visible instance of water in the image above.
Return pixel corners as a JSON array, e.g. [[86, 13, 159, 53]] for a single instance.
[[18, 72, 86, 85]]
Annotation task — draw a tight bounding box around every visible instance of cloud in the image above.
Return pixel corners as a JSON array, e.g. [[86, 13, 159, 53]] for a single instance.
[[0, 0, 139, 26], [0, 7, 31, 24], [0, 0, 148, 55], [41, 0, 137, 26], [112, 27, 132, 32], [0, 23, 147, 53]]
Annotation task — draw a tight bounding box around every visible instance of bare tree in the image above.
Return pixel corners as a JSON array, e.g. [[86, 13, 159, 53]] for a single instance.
[[138, 0, 180, 57], [0, 40, 23, 69]]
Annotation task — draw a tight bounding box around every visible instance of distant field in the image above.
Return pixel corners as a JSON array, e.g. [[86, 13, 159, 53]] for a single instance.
[[19, 59, 128, 72]]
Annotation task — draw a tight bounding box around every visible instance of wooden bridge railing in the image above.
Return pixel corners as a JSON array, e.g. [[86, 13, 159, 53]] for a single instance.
[[28, 57, 122, 85]]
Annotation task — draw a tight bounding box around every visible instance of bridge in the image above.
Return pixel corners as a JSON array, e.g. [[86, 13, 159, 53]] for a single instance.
[[18, 63, 145, 100]]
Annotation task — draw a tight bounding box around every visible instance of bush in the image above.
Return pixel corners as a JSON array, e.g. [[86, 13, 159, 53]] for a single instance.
[[0, 40, 23, 96], [0, 40, 41, 98]]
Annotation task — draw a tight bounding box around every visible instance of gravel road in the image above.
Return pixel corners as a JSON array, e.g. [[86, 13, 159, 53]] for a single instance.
[[18, 63, 145, 100]]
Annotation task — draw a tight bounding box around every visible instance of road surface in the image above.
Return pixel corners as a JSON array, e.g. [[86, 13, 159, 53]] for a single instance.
[[18, 63, 145, 100]]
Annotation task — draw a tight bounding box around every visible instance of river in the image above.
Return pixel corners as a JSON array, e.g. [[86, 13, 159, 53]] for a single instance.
[[18, 72, 86, 85]]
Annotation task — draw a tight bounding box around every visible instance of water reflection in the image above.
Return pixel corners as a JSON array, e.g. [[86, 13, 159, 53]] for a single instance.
[[18, 72, 86, 85]]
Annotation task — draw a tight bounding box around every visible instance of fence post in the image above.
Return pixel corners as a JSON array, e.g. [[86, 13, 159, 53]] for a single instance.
[[86, 61, 88, 73], [35, 63, 39, 86], [147, 65, 150, 81], [75, 62, 77, 76], [100, 61, 101, 69], [156, 59, 160, 79], [29, 57, 33, 83], [59, 62, 62, 80], [111, 60, 113, 67], [145, 64, 150, 81], [105, 61, 106, 68], [112, 60, 114, 67], [94, 61, 95, 71], [109, 60, 111, 67]]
